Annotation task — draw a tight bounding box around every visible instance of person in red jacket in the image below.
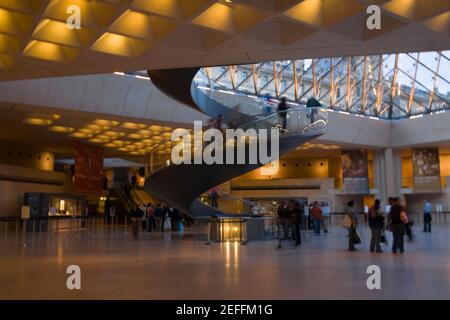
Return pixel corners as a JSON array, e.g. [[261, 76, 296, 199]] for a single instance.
[[310, 201, 323, 234]]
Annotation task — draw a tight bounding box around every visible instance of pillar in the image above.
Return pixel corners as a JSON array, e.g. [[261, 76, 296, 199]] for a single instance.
[[373, 148, 402, 208]]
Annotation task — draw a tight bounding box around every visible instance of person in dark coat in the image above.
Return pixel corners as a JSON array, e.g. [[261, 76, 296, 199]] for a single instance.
[[368, 199, 385, 252], [277, 97, 289, 130], [306, 97, 322, 123], [290, 200, 304, 247], [130, 205, 144, 239], [388, 197, 406, 254], [276, 201, 292, 249]]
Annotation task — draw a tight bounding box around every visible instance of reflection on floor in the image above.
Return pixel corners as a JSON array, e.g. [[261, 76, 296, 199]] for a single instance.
[[1, 224, 450, 299]]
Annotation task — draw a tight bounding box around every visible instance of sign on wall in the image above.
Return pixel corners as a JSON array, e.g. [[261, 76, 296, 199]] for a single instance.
[[412, 148, 441, 193], [341, 150, 369, 194], [74, 142, 104, 194]]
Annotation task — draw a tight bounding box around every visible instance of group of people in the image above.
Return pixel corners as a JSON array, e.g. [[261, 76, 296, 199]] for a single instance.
[[277, 97, 322, 130], [345, 197, 420, 254], [129, 203, 184, 239], [275, 200, 331, 249], [276, 200, 304, 249], [274, 196, 430, 254]]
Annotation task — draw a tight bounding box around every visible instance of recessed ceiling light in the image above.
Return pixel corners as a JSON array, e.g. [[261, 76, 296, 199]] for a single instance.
[[48, 126, 75, 133], [121, 122, 147, 130], [70, 132, 91, 139], [23, 118, 53, 126], [94, 119, 119, 127]]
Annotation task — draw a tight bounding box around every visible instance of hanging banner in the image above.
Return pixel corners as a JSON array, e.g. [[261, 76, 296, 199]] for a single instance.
[[74, 142, 104, 194], [341, 150, 369, 194], [412, 148, 441, 193]]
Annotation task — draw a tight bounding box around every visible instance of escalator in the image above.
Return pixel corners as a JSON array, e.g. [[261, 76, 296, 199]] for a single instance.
[[145, 68, 328, 218]]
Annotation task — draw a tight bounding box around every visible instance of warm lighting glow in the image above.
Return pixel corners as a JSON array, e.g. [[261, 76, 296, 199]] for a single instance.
[[91, 32, 150, 57], [121, 122, 147, 130], [109, 10, 153, 40], [59, 199, 65, 211], [48, 126, 75, 133], [192, 3, 235, 33], [70, 132, 91, 139], [32, 19, 93, 48], [127, 133, 143, 139], [23, 40, 78, 62], [23, 118, 52, 126], [94, 119, 119, 127], [103, 131, 125, 138], [111, 140, 130, 146]]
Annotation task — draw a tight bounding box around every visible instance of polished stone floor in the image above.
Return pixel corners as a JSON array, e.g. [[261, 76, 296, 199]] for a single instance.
[[1, 224, 450, 300]]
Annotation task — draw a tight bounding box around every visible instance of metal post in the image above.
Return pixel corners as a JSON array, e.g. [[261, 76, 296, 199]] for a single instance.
[[124, 215, 128, 235], [21, 220, 26, 247], [205, 220, 211, 245], [15, 220, 19, 241]]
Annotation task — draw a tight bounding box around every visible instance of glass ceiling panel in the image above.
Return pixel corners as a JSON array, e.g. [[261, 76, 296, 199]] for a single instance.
[[198, 50, 450, 120]]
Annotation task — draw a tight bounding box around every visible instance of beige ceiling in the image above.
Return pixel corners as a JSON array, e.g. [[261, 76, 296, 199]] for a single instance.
[[0, 0, 449, 81], [0, 102, 190, 157]]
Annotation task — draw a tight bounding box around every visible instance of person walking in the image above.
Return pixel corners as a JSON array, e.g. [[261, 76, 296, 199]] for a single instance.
[[209, 187, 219, 208], [291, 200, 303, 247], [388, 197, 407, 254], [276, 201, 292, 249], [146, 203, 155, 232], [345, 200, 359, 251], [310, 201, 323, 235], [130, 204, 144, 240], [306, 97, 322, 123], [277, 97, 289, 130], [423, 200, 432, 232], [368, 199, 384, 252]]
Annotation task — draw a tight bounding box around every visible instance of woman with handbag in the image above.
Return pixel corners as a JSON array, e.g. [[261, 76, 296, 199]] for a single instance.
[[344, 200, 359, 251]]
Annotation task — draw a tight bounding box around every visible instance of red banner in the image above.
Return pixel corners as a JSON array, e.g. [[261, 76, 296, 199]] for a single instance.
[[74, 142, 104, 194]]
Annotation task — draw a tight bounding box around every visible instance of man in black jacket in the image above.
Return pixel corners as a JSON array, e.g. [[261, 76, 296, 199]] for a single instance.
[[277, 97, 289, 130], [388, 197, 405, 254]]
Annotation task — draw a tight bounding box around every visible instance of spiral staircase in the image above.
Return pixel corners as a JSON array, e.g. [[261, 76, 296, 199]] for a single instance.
[[144, 68, 328, 218]]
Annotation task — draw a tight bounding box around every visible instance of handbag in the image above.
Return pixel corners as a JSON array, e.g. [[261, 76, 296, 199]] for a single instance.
[[353, 231, 361, 244], [342, 214, 352, 228]]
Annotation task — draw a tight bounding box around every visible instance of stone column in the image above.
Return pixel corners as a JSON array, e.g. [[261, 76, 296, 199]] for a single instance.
[[373, 148, 402, 208]]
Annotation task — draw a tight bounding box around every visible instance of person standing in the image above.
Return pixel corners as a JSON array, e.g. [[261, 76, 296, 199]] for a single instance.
[[345, 200, 359, 251], [277, 97, 289, 130], [163, 210, 172, 232], [388, 197, 407, 254], [153, 203, 163, 232], [310, 201, 323, 235], [423, 200, 432, 232], [368, 199, 384, 252]]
